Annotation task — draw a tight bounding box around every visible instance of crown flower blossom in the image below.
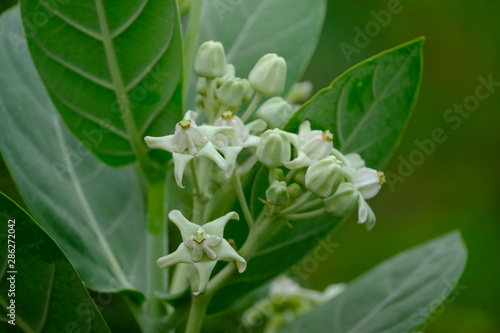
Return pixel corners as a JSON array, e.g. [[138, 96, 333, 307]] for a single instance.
[[144, 111, 233, 188], [157, 210, 247, 295], [285, 120, 334, 169]]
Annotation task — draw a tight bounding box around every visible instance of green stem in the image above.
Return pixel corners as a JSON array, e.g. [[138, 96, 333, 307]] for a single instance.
[[183, 0, 204, 101], [232, 172, 254, 228], [205, 78, 216, 123], [241, 92, 262, 122], [190, 160, 206, 224], [142, 176, 169, 332], [280, 191, 313, 215], [285, 207, 326, 221], [185, 293, 210, 333]]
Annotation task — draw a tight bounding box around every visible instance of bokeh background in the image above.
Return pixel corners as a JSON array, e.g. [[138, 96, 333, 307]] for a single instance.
[[1, 0, 499, 332]]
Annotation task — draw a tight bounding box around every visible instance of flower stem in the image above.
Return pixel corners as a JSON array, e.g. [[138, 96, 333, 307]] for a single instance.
[[232, 171, 254, 228], [285, 207, 326, 221], [280, 191, 313, 215], [241, 92, 262, 122], [185, 293, 210, 333], [205, 78, 216, 123]]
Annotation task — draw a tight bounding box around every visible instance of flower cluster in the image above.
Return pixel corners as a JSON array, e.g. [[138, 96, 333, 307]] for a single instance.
[[144, 40, 385, 296]]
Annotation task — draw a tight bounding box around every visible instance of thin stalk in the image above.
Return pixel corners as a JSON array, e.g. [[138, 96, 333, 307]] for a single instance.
[[232, 172, 254, 228], [183, 0, 204, 101], [241, 92, 262, 122], [190, 160, 205, 224], [205, 78, 216, 123], [285, 207, 326, 221], [298, 198, 323, 212], [280, 191, 313, 215]]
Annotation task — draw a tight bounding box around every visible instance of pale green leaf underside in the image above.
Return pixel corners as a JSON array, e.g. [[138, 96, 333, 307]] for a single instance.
[[0, 7, 147, 295], [279, 232, 467, 333], [21, 0, 182, 166], [186, 0, 327, 109]]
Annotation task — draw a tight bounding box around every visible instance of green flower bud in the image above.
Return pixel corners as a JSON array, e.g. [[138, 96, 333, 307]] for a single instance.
[[286, 81, 313, 104], [216, 77, 247, 107], [241, 78, 253, 102], [195, 41, 227, 78], [323, 182, 359, 218], [256, 129, 292, 167], [266, 181, 289, 206], [288, 183, 302, 199], [305, 156, 344, 198], [255, 97, 294, 129], [248, 53, 287, 97]]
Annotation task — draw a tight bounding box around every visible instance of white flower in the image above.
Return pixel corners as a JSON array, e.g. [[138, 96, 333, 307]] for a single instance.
[[157, 210, 247, 295], [144, 111, 233, 188], [285, 120, 334, 169], [213, 111, 266, 175]]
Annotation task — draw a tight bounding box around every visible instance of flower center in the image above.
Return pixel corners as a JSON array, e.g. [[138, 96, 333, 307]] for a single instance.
[[179, 119, 192, 130], [377, 171, 386, 185], [193, 228, 206, 244], [322, 130, 333, 142], [221, 110, 235, 120]]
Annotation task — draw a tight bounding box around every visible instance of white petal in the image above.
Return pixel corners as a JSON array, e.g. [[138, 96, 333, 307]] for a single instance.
[[243, 134, 260, 148], [345, 153, 365, 169], [172, 153, 194, 188], [298, 120, 312, 137], [199, 124, 234, 140], [354, 167, 382, 199], [192, 243, 204, 262], [219, 146, 243, 176], [202, 241, 218, 260], [144, 135, 176, 152], [184, 110, 198, 121], [157, 243, 193, 268], [168, 209, 201, 242], [203, 211, 239, 237], [216, 239, 247, 273], [246, 119, 267, 134], [284, 150, 312, 169], [357, 197, 375, 228], [192, 260, 217, 295], [196, 142, 228, 171]]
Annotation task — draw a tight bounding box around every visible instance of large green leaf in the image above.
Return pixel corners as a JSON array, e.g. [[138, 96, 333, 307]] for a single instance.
[[278, 232, 467, 333], [0, 193, 110, 333], [0, 7, 148, 295], [286, 38, 424, 169], [186, 0, 327, 108], [20, 0, 183, 166]]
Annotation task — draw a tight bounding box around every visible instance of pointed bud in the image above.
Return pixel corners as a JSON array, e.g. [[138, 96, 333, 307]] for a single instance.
[[305, 156, 344, 198], [256, 129, 293, 167], [286, 81, 313, 104], [248, 53, 287, 97], [216, 77, 247, 107], [323, 182, 359, 218], [266, 181, 289, 206], [194, 41, 227, 78], [255, 97, 294, 129]]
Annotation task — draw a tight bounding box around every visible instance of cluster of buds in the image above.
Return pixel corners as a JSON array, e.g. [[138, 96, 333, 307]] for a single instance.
[[144, 40, 385, 295]]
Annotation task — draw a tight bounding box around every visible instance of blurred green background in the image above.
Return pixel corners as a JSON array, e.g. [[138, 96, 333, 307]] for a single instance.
[[1, 0, 499, 332]]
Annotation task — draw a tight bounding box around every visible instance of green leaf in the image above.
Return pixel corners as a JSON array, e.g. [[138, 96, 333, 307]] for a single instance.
[[0, 7, 148, 295], [278, 232, 467, 333], [20, 0, 183, 166], [285, 38, 424, 169], [186, 0, 327, 108], [0, 193, 110, 333]]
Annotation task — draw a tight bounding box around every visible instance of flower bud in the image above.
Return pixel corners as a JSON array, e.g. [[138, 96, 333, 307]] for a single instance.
[[241, 79, 253, 102], [288, 183, 302, 199], [266, 181, 289, 206], [286, 81, 313, 104], [323, 182, 359, 218], [256, 129, 292, 167], [255, 97, 294, 129], [216, 77, 247, 107], [248, 53, 287, 97], [305, 156, 344, 198], [194, 41, 227, 78]]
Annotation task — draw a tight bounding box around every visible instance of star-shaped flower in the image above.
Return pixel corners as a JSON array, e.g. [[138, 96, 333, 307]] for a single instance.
[[212, 111, 266, 175], [285, 120, 334, 169], [144, 111, 233, 188], [157, 210, 247, 295]]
